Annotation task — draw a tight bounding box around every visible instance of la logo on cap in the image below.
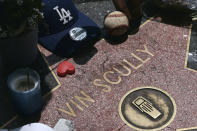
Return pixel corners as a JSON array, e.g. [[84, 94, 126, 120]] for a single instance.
[[53, 6, 73, 25], [39, 0, 101, 57]]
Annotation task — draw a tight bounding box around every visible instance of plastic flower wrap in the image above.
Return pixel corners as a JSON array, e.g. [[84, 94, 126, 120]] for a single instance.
[[152, 0, 197, 13], [0, 0, 43, 38]]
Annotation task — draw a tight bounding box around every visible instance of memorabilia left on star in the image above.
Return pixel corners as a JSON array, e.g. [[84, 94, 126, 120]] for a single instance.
[[38, 0, 101, 57], [38, 0, 101, 77], [0, 0, 100, 130]]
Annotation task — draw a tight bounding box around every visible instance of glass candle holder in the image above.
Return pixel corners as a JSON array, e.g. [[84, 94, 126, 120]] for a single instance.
[[7, 68, 43, 116]]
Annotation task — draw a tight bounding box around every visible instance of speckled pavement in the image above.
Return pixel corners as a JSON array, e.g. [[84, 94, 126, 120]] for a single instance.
[[2, 0, 197, 131]]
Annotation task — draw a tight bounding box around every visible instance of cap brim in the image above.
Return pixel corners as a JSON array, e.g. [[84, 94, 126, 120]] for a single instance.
[[39, 12, 101, 56]]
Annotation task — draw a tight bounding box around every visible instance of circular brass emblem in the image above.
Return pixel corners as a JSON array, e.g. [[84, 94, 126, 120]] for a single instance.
[[119, 87, 176, 131]]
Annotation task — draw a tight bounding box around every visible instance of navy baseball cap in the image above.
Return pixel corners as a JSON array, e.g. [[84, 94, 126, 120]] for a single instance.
[[39, 0, 101, 56]]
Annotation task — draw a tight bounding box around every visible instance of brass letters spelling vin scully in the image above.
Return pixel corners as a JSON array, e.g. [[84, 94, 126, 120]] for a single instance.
[[94, 44, 154, 91], [58, 44, 154, 117]]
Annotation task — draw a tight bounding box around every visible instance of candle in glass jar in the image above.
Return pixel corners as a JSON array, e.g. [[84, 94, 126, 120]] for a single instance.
[[7, 68, 43, 116], [10, 75, 37, 91]]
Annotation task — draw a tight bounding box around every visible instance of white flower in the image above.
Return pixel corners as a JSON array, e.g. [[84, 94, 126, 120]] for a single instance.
[[33, 8, 38, 12], [33, 8, 44, 18], [40, 13, 44, 18], [0, 32, 7, 38], [16, 0, 23, 5], [27, 17, 36, 26], [32, 15, 38, 19]]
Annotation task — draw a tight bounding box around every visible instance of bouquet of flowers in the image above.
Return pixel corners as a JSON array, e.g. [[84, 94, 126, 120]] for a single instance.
[[0, 0, 43, 38]]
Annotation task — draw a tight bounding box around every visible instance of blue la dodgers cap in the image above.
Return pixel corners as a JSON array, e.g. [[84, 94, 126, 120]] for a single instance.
[[39, 0, 101, 56]]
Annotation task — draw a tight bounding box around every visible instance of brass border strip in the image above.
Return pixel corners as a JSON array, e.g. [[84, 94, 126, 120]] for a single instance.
[[139, 17, 154, 29], [40, 52, 61, 100], [184, 25, 197, 72], [0, 116, 18, 129], [0, 48, 61, 129], [118, 86, 177, 131], [177, 126, 197, 131]]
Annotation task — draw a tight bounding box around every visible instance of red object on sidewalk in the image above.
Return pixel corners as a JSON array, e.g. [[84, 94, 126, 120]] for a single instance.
[[57, 61, 75, 77]]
